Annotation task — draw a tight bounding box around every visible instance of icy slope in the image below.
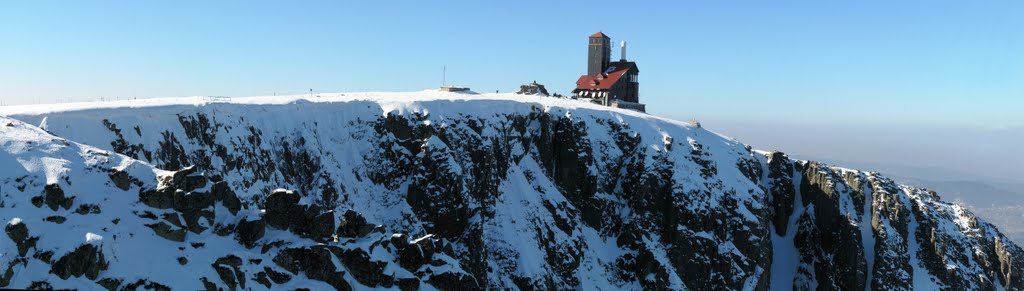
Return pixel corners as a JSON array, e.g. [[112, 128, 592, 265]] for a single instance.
[[1, 91, 1022, 290]]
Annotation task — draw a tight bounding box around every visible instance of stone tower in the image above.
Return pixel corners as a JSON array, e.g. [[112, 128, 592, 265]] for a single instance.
[[587, 32, 611, 76]]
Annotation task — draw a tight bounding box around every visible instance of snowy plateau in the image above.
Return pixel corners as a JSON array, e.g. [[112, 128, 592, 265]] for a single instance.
[[0, 91, 1021, 290]]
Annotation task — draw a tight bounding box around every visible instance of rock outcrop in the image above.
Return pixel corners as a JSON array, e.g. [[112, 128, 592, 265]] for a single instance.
[[263, 189, 335, 243], [0, 95, 1021, 290], [50, 244, 108, 280]]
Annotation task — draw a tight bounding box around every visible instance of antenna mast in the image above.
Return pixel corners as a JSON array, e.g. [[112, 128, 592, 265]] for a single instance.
[[621, 41, 627, 61], [443, 65, 447, 87]]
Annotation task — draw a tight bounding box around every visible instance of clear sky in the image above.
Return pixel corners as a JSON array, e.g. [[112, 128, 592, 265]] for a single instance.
[[1, 1, 1022, 181]]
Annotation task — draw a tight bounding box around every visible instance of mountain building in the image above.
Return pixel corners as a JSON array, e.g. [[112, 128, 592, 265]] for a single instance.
[[573, 32, 645, 112], [516, 81, 550, 96]]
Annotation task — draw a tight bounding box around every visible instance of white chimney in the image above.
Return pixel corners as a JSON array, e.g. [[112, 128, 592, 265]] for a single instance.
[[620, 41, 627, 61]]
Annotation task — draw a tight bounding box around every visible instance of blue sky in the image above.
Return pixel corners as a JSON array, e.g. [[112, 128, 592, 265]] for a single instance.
[[1, 1, 1021, 129]]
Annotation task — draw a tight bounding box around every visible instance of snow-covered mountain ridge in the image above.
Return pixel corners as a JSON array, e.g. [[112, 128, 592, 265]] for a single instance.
[[1, 91, 1021, 290]]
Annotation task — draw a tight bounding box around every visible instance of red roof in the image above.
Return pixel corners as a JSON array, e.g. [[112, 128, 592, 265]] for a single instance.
[[589, 31, 609, 38], [574, 61, 636, 90]]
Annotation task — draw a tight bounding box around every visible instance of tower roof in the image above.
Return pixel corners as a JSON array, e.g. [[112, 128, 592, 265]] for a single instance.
[[573, 61, 637, 91], [589, 31, 609, 38]]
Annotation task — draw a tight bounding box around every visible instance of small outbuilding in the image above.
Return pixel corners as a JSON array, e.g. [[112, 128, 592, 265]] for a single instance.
[[516, 81, 550, 96], [440, 86, 471, 92]]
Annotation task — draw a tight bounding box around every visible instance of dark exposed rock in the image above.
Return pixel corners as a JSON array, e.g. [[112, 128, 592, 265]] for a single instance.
[[427, 271, 480, 290], [155, 131, 190, 171], [139, 187, 175, 210], [994, 236, 1024, 289], [766, 152, 796, 235], [180, 209, 213, 234], [161, 213, 183, 228], [108, 170, 133, 191], [200, 277, 218, 291], [405, 129, 471, 239], [41, 183, 74, 211], [273, 246, 351, 291], [146, 222, 187, 242], [339, 248, 392, 287], [33, 250, 53, 263], [102, 119, 151, 161], [212, 255, 246, 291], [797, 162, 868, 290], [263, 189, 335, 242], [11, 102, 1023, 290], [75, 203, 102, 215], [5, 220, 29, 247], [337, 210, 375, 238], [263, 266, 292, 284], [50, 243, 108, 280], [263, 189, 302, 228], [866, 175, 913, 290], [5, 220, 34, 257], [0, 258, 22, 287], [137, 166, 243, 240], [121, 279, 171, 291], [391, 233, 410, 249], [397, 278, 420, 291], [173, 190, 215, 211], [253, 272, 272, 288], [397, 242, 427, 271], [97, 277, 122, 291], [142, 166, 214, 211], [214, 223, 235, 236], [44, 215, 66, 224], [212, 181, 241, 215], [26, 281, 53, 290], [235, 216, 265, 249]]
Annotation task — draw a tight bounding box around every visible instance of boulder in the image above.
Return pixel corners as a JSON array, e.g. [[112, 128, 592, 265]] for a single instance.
[[337, 210, 375, 238], [50, 244, 108, 280], [309, 211, 335, 241], [96, 277, 122, 291], [139, 187, 175, 209], [263, 266, 292, 284], [339, 248, 391, 287], [165, 165, 206, 192], [273, 246, 350, 291], [42, 183, 74, 211], [390, 233, 409, 249], [5, 219, 34, 256], [4, 219, 28, 246], [173, 190, 216, 211], [212, 255, 246, 291], [263, 189, 335, 243], [393, 234, 439, 272], [235, 217, 265, 249], [142, 166, 218, 211], [146, 222, 186, 242], [108, 170, 133, 191], [396, 278, 420, 291], [211, 181, 241, 215], [180, 209, 214, 234], [263, 189, 302, 229]]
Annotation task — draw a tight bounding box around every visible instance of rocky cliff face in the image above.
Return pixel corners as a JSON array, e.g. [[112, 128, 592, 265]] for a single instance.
[[1, 93, 1021, 290]]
